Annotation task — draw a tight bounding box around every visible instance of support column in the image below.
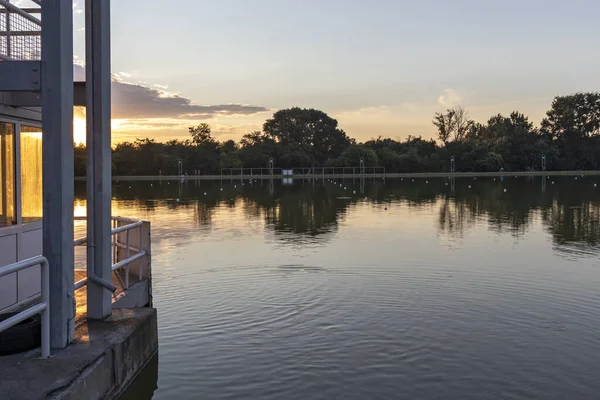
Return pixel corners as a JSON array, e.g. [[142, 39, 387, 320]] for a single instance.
[[41, 0, 75, 348], [86, 0, 113, 320]]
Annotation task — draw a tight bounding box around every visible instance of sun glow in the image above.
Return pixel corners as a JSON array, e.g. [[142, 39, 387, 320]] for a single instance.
[[74, 117, 86, 145]]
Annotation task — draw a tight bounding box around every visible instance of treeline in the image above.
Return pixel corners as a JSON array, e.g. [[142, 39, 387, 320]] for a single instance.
[[74, 92, 600, 176]]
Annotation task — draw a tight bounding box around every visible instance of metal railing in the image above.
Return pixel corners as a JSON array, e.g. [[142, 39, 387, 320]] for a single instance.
[[74, 217, 147, 292], [0, 0, 41, 61], [0, 255, 50, 358]]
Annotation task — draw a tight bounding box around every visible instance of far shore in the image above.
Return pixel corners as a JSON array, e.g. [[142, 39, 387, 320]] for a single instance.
[[73, 170, 600, 181]]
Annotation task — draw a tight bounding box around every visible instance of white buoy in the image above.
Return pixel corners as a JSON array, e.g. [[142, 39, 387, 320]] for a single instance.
[[412, 179, 414, 182], [129, 186, 131, 189], [150, 184, 153, 186], [176, 198, 180, 202], [220, 188, 223, 191], [234, 185, 237, 188], [204, 192, 207, 195], [364, 197, 368, 200], [552, 181, 555, 184], [445, 183, 448, 186], [468, 185, 471, 189], [594, 184, 597, 188], [353, 190, 356, 194], [426, 181, 428, 184], [504, 188, 507, 193], [575, 177, 578, 180], [344, 186, 347, 190]]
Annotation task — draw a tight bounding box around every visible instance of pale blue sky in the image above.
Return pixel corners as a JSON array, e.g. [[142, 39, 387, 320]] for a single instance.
[[73, 0, 600, 142]]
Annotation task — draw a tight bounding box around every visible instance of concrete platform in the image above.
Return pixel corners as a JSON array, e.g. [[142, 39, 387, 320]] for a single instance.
[[0, 308, 158, 400]]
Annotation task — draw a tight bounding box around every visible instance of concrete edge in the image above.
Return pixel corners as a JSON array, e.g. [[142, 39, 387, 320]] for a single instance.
[[104, 348, 158, 400]]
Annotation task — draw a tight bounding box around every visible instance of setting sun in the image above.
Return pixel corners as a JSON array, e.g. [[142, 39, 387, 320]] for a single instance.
[[74, 117, 86, 145]]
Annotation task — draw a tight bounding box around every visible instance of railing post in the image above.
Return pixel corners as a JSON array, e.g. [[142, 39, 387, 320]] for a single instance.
[[138, 225, 143, 281], [125, 229, 130, 289], [41, 258, 50, 358]]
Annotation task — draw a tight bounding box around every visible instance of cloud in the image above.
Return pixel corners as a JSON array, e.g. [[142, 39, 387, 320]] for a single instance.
[[73, 65, 270, 120], [437, 89, 462, 107]]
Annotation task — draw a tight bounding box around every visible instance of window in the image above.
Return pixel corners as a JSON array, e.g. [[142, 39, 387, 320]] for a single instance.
[[21, 125, 42, 222], [0, 123, 15, 227]]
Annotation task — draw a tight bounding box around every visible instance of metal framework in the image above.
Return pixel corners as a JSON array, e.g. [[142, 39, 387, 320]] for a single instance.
[[0, 0, 116, 349]]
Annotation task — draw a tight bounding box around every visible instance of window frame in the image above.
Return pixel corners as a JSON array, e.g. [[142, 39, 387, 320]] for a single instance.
[[0, 117, 43, 232]]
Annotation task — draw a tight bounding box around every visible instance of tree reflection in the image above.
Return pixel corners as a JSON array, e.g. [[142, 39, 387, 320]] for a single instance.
[[75, 176, 600, 255]]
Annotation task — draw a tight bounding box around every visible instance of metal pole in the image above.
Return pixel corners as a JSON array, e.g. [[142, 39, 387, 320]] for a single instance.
[[86, 0, 113, 320], [125, 229, 130, 289], [5, 0, 10, 58], [42, 0, 75, 348], [138, 225, 143, 281]]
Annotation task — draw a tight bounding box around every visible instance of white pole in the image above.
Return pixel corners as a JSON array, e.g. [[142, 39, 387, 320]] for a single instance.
[[85, 0, 113, 319], [42, 0, 75, 348]]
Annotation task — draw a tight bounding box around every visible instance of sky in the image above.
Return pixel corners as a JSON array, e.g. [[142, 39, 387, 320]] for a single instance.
[[67, 0, 600, 144]]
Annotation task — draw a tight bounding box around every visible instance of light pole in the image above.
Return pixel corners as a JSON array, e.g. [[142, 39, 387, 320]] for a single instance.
[[541, 154, 546, 172]]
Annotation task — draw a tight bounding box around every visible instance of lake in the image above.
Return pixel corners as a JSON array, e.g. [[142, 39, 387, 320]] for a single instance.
[[99, 175, 600, 400]]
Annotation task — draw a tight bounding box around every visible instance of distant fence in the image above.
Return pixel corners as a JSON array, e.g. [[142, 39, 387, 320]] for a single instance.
[[220, 166, 385, 177]]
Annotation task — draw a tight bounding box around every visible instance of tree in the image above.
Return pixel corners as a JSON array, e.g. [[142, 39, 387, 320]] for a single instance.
[[337, 144, 378, 167], [189, 123, 218, 148], [540, 93, 600, 170], [263, 108, 351, 165], [433, 106, 473, 144], [541, 92, 600, 141], [433, 109, 455, 145], [219, 139, 238, 153]]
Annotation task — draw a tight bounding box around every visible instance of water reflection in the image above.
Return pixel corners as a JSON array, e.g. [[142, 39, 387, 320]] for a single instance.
[[76, 176, 600, 257], [98, 175, 600, 400]]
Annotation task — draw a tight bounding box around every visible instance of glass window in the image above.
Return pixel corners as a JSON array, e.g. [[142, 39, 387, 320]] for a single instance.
[[21, 125, 42, 222], [0, 123, 15, 227]]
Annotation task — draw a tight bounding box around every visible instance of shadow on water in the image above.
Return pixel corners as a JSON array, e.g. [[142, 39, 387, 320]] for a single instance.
[[118, 353, 158, 400]]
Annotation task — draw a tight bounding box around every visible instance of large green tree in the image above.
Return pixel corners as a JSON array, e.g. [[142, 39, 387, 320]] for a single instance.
[[541, 93, 600, 169], [263, 108, 351, 166]]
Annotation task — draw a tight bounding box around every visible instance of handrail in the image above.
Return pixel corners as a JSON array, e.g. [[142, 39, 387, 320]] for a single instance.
[[74, 218, 147, 291], [0, 255, 50, 358]]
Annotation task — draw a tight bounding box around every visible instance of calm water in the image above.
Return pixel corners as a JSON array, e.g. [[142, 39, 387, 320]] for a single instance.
[[102, 176, 600, 400]]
